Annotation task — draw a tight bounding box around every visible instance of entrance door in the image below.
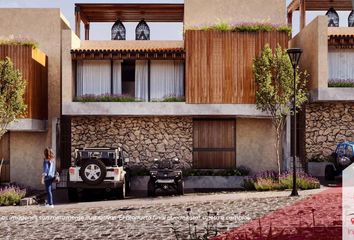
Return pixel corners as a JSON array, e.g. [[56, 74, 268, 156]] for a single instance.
[[193, 119, 236, 169], [0, 133, 10, 182]]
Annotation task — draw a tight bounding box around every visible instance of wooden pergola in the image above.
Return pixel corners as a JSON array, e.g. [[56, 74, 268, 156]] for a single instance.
[[287, 0, 353, 30], [75, 3, 184, 40]]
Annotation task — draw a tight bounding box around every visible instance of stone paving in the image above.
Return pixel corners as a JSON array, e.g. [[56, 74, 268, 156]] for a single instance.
[[0, 189, 324, 240]]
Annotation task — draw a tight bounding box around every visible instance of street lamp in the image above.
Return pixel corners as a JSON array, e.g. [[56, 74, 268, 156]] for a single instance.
[[287, 48, 303, 197]]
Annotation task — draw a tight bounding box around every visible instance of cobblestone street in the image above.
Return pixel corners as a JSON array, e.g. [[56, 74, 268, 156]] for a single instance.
[[0, 189, 323, 240]]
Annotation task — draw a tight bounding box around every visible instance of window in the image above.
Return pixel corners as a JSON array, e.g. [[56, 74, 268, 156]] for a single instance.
[[76, 60, 122, 96], [346, 145, 353, 156], [150, 60, 184, 100]]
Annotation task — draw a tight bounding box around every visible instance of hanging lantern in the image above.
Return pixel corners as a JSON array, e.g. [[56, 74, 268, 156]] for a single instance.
[[349, 11, 354, 27], [326, 7, 339, 27], [111, 20, 126, 40], [135, 19, 150, 40]]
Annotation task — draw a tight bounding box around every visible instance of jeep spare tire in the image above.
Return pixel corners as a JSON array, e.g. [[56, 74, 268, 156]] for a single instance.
[[79, 159, 106, 185]]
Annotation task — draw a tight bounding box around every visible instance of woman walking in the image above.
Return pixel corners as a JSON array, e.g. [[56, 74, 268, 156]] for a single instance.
[[41, 147, 56, 208]]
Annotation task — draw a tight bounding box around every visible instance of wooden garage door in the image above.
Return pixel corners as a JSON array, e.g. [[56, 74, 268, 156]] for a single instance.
[[193, 119, 236, 169], [0, 133, 10, 183]]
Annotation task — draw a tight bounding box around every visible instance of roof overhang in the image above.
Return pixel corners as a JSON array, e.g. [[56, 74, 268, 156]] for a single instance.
[[75, 3, 184, 24], [288, 0, 353, 13]]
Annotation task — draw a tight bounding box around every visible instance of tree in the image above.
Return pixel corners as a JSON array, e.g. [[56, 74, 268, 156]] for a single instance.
[[0, 57, 27, 139], [253, 45, 308, 175]]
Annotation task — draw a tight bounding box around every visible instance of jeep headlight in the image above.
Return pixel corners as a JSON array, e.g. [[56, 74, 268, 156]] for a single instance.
[[338, 157, 351, 166], [150, 171, 157, 177]]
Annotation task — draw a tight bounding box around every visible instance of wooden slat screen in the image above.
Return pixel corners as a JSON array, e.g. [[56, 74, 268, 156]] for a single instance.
[[0, 133, 10, 183], [185, 30, 289, 104], [193, 119, 236, 169], [0, 45, 48, 120]]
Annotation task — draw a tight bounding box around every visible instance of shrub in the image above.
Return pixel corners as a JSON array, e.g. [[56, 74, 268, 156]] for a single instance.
[[188, 22, 292, 34], [243, 171, 320, 191], [74, 94, 141, 102], [328, 79, 354, 88], [0, 185, 26, 206], [184, 167, 250, 177], [0, 37, 38, 49]]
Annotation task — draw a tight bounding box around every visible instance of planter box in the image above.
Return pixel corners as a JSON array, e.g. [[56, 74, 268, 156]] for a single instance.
[[308, 162, 332, 177], [130, 176, 246, 192]]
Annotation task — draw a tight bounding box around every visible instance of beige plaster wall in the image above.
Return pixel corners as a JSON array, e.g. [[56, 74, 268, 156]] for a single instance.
[[290, 16, 328, 91], [184, 0, 286, 27], [62, 30, 80, 104], [236, 118, 278, 173], [0, 9, 68, 188]]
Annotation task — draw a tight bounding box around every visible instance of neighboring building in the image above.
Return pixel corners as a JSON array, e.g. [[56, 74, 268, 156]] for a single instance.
[[288, 0, 354, 164], [0, 0, 290, 189]]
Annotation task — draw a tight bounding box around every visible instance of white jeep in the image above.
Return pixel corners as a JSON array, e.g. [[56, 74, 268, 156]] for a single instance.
[[67, 147, 130, 201]]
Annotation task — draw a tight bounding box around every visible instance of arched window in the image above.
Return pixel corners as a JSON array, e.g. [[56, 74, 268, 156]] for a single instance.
[[349, 11, 354, 27], [136, 20, 150, 40], [111, 20, 126, 40], [326, 7, 339, 27]]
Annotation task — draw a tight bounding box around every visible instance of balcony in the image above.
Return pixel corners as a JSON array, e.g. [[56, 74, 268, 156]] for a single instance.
[[290, 16, 354, 102]]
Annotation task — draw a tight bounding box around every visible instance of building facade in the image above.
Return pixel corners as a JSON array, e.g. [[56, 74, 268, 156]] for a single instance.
[[0, 0, 291, 189]]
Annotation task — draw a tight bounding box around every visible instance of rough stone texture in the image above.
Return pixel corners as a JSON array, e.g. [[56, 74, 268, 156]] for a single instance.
[[71, 117, 193, 169], [305, 103, 354, 158]]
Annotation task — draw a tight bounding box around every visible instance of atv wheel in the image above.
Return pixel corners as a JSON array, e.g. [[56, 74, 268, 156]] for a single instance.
[[147, 180, 155, 197], [325, 164, 335, 181], [177, 180, 184, 195]]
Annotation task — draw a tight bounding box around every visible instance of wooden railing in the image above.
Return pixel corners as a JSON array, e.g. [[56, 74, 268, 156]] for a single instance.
[[0, 45, 48, 120], [185, 30, 289, 104]]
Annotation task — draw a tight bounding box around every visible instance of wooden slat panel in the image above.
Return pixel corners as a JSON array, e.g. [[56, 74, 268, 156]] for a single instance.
[[185, 30, 289, 104], [193, 151, 235, 169], [193, 119, 236, 169], [0, 133, 10, 182], [0, 45, 48, 120]]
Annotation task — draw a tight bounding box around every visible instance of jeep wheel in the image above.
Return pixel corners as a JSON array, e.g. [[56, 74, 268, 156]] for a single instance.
[[147, 180, 155, 197], [79, 159, 106, 185], [177, 180, 184, 195], [68, 188, 78, 202], [117, 181, 126, 199], [325, 165, 335, 181]]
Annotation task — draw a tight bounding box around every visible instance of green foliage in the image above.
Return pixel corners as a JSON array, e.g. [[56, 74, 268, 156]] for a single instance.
[[0, 186, 26, 206], [0, 57, 27, 139], [74, 94, 141, 102], [183, 167, 250, 177], [328, 80, 354, 88], [154, 96, 186, 102], [0, 38, 38, 49], [253, 45, 308, 174], [188, 23, 292, 34], [243, 171, 320, 191]]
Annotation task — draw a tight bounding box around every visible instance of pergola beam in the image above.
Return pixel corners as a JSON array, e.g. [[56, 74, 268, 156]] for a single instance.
[[287, 0, 354, 29]]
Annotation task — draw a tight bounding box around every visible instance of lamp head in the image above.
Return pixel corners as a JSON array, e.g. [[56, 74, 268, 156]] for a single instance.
[[287, 48, 303, 68]]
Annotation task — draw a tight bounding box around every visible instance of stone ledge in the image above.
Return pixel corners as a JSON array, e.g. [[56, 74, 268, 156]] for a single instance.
[[310, 88, 354, 102]]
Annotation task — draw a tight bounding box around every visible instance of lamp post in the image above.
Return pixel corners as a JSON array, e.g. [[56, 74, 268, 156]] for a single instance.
[[287, 48, 303, 197]]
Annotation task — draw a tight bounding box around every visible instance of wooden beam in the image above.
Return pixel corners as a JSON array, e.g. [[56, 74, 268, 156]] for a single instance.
[[288, 11, 293, 29], [300, 0, 306, 30], [84, 23, 90, 40], [75, 6, 81, 39]]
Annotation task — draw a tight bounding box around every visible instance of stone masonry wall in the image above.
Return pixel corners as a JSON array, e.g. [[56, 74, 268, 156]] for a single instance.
[[71, 117, 193, 169], [305, 103, 354, 159]]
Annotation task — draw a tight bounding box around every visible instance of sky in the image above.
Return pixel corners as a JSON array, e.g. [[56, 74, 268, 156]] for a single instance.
[[0, 0, 352, 40]]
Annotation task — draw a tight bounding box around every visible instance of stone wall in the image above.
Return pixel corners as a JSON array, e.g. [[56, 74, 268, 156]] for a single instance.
[[305, 103, 354, 159], [71, 117, 193, 169]]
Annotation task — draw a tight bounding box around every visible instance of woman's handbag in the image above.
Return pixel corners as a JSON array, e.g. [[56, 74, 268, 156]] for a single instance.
[[54, 171, 60, 183]]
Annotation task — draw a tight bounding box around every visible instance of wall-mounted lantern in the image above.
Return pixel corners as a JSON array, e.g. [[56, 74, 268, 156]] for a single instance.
[[326, 7, 339, 27], [136, 19, 150, 40], [111, 20, 126, 40]]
